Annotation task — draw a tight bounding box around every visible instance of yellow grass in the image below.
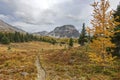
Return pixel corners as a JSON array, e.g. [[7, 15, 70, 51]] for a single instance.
[[1, 41, 119, 80], [0, 41, 80, 80], [0, 41, 63, 80]]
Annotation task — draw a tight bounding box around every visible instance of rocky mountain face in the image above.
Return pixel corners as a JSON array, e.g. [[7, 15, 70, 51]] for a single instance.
[[34, 25, 80, 38], [0, 20, 25, 33], [48, 25, 79, 38]]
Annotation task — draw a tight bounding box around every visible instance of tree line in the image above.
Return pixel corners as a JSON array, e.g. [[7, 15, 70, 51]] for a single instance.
[[0, 32, 57, 45]]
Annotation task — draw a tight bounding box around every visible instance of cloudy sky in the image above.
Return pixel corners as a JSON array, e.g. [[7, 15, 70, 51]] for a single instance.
[[0, 0, 119, 32]]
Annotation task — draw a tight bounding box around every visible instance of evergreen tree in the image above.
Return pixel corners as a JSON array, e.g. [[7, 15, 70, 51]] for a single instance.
[[69, 38, 73, 47], [78, 23, 87, 46], [1, 35, 10, 44], [24, 33, 30, 42], [14, 32, 21, 42], [0, 32, 4, 42], [7, 33, 14, 42], [112, 3, 120, 56], [50, 39, 56, 45]]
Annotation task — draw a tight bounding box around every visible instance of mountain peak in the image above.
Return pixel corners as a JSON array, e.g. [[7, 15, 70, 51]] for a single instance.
[[49, 25, 79, 38]]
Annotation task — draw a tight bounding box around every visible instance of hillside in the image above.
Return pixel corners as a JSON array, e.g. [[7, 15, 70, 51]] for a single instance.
[[0, 20, 25, 33], [41, 47, 120, 80]]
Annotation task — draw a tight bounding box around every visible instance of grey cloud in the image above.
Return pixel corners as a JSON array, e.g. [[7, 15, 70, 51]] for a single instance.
[[0, 0, 119, 32]]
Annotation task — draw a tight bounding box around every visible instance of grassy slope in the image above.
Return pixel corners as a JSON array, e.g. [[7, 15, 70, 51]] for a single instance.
[[0, 41, 119, 80], [41, 47, 120, 80]]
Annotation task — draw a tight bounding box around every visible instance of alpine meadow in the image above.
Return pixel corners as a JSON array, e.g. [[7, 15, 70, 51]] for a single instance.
[[0, 0, 120, 80]]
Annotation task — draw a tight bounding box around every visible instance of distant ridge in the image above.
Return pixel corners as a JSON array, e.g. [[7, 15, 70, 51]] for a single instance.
[[34, 31, 48, 36], [34, 25, 80, 38], [0, 20, 25, 33]]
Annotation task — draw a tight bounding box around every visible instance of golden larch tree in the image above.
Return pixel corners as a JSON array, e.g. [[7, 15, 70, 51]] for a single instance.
[[88, 0, 117, 66]]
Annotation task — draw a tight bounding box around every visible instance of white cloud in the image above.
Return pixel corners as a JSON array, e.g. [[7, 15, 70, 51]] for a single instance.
[[109, 0, 120, 10], [11, 21, 58, 32], [0, 14, 8, 20], [0, 14, 14, 22]]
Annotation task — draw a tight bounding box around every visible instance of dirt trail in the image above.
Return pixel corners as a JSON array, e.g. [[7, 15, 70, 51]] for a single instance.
[[35, 56, 46, 80]]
